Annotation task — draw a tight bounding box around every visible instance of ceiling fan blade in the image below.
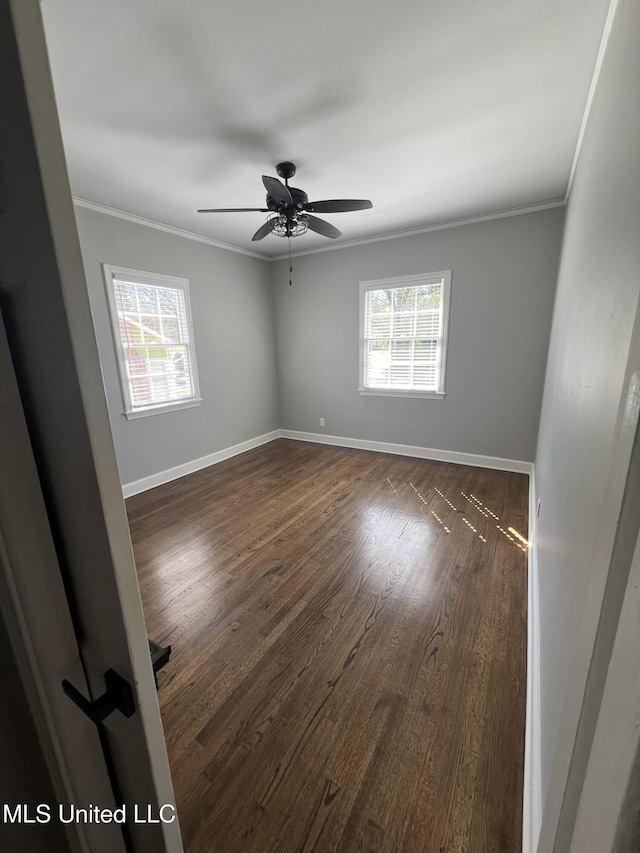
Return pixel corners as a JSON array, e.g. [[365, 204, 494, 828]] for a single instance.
[[251, 221, 273, 241], [197, 207, 270, 213], [307, 215, 342, 239], [304, 199, 373, 213], [262, 175, 293, 206]]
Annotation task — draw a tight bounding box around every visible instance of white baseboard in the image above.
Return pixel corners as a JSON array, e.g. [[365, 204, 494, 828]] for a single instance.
[[523, 466, 541, 853], [124, 426, 534, 490], [122, 430, 280, 497], [279, 429, 534, 475]]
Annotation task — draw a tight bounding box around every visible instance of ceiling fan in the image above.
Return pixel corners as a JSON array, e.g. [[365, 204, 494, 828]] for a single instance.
[[197, 162, 372, 242]]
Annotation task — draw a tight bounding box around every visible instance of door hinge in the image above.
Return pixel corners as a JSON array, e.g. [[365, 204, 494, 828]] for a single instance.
[[62, 669, 135, 724]]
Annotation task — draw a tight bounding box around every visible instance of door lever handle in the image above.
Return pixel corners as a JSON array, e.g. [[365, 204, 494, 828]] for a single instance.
[[62, 669, 135, 724]]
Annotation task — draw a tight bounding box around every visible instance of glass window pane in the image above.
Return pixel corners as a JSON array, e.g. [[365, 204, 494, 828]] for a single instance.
[[392, 287, 415, 312], [414, 365, 437, 387], [414, 340, 438, 361], [163, 317, 180, 343], [390, 365, 411, 385], [362, 276, 447, 393], [369, 314, 392, 337], [158, 289, 180, 316], [109, 270, 199, 411], [391, 341, 412, 361], [368, 290, 391, 314], [392, 314, 415, 337], [416, 284, 441, 310]]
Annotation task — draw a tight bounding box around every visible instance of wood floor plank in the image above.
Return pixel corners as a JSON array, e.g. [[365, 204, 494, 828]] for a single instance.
[[127, 439, 527, 852]]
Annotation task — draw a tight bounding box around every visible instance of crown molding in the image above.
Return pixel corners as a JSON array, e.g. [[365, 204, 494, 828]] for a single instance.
[[268, 198, 566, 261], [565, 0, 620, 203], [72, 197, 269, 260], [73, 195, 567, 264]]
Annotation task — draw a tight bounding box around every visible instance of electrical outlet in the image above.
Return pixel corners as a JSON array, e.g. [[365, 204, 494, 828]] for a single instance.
[[319, 417, 325, 427]]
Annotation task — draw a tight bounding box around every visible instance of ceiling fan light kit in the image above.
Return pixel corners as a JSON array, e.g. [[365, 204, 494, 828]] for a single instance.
[[198, 162, 372, 242], [268, 212, 309, 238]]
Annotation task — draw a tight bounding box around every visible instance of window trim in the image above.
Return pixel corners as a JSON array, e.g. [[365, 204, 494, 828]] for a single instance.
[[358, 271, 451, 399], [102, 264, 202, 419]]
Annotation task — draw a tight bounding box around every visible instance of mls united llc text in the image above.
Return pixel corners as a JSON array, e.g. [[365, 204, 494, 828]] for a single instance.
[[3, 803, 176, 824]]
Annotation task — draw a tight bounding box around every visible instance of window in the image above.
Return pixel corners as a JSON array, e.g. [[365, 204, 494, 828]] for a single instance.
[[359, 272, 451, 398], [102, 264, 201, 418]]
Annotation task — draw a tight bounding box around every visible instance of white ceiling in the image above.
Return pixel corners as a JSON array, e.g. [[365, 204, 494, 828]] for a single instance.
[[41, 0, 612, 259]]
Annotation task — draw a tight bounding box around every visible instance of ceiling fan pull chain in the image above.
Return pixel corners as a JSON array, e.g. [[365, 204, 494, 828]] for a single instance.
[[289, 236, 293, 286]]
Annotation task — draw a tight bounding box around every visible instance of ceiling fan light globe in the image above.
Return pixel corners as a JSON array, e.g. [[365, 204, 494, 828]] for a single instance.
[[267, 212, 308, 238]]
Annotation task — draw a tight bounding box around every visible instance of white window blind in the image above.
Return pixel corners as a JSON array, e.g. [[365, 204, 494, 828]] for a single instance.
[[103, 266, 201, 418], [360, 272, 450, 397]]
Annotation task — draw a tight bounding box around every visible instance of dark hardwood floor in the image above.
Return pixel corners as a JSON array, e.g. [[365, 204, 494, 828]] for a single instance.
[[126, 439, 528, 853]]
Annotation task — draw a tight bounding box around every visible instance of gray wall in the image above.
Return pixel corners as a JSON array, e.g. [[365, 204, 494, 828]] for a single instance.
[[272, 208, 564, 462], [75, 206, 279, 485], [534, 0, 640, 846]]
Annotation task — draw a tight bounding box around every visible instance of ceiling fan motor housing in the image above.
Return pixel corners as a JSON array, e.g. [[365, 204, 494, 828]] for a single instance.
[[266, 186, 308, 211]]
